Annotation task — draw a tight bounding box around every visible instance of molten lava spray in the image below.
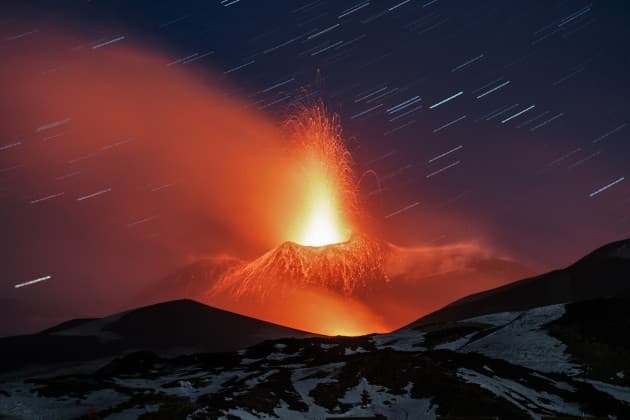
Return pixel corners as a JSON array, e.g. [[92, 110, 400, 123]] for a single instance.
[[284, 105, 358, 247]]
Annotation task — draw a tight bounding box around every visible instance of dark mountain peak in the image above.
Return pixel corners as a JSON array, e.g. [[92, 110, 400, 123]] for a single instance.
[[410, 238, 630, 328], [568, 237, 630, 270], [0, 299, 313, 372]]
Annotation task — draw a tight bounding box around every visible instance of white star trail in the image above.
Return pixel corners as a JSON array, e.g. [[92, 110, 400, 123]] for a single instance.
[[384, 119, 416, 136], [433, 115, 467, 132], [589, 177, 624, 198], [592, 123, 627, 144], [476, 80, 511, 99], [307, 24, 340, 40], [0, 142, 21, 151], [451, 53, 485, 72], [5, 29, 38, 41], [92, 36, 126, 49], [386, 96, 422, 114], [385, 201, 420, 219], [516, 111, 550, 128], [150, 183, 175, 192], [15, 275, 51, 289], [259, 78, 295, 93], [338, 1, 370, 19], [127, 215, 158, 228], [388, 0, 411, 12], [29, 192, 64, 204], [167, 53, 200, 66], [224, 60, 255, 74], [36, 118, 71, 133], [426, 160, 461, 178], [354, 86, 388, 103], [55, 171, 81, 181], [501, 105, 536, 124], [76, 188, 112, 201], [568, 150, 601, 170], [529, 112, 565, 131], [487, 104, 519, 121], [428, 145, 463, 163], [429, 91, 463, 109], [350, 103, 383, 119], [388, 105, 423, 122]]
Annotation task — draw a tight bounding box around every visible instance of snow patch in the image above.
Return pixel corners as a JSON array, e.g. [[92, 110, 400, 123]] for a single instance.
[[372, 329, 425, 352], [320, 343, 338, 349], [458, 368, 582, 417], [581, 379, 630, 403], [462, 310, 523, 327], [338, 378, 436, 419], [344, 347, 369, 355], [434, 332, 476, 350], [0, 383, 128, 420], [460, 304, 581, 375]]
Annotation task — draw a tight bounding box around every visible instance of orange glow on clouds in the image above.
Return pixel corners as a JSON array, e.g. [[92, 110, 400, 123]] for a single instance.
[[1, 25, 532, 337]]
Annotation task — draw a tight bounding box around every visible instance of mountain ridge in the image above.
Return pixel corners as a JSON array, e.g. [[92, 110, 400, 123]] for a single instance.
[[409, 238, 630, 328]]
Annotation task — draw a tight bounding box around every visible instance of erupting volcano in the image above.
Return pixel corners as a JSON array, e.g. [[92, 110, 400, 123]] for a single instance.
[[191, 105, 530, 336], [203, 105, 394, 335], [221, 103, 390, 299], [0, 25, 534, 337]]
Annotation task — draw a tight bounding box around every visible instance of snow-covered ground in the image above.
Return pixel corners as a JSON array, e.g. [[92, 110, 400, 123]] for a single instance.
[[458, 368, 582, 419], [579, 379, 630, 403], [458, 304, 582, 375], [371, 328, 426, 351], [0, 382, 128, 420], [1, 302, 628, 419]]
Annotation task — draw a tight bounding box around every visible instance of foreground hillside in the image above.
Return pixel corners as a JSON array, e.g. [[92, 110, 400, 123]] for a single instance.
[[1, 239, 629, 418], [414, 238, 630, 327], [1, 297, 629, 419], [0, 300, 313, 373]]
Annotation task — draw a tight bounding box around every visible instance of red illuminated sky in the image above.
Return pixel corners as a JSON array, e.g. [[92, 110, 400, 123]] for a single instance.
[[0, 0, 628, 335]]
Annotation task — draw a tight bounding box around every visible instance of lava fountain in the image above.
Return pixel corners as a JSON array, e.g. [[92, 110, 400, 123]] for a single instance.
[[284, 105, 357, 247]]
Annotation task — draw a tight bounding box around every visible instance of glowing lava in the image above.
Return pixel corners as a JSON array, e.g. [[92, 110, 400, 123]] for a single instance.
[[285, 105, 356, 247], [296, 158, 349, 247]]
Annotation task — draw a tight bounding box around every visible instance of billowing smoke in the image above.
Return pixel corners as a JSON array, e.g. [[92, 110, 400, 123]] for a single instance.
[[0, 24, 532, 336], [0, 26, 324, 324]]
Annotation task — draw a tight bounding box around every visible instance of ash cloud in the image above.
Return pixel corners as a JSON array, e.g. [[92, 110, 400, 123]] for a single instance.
[[0, 24, 531, 336]]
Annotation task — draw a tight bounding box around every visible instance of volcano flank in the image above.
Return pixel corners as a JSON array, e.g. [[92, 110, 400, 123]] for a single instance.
[[212, 234, 390, 299], [131, 233, 533, 336]]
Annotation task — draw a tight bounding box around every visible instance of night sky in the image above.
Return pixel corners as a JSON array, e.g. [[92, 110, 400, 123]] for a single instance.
[[1, 0, 629, 333]]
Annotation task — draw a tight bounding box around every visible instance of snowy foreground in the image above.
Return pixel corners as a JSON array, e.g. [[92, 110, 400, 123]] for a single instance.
[[1, 300, 629, 419]]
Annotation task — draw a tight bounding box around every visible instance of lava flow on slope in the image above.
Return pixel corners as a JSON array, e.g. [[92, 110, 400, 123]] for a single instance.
[[207, 234, 392, 336], [212, 233, 389, 299]]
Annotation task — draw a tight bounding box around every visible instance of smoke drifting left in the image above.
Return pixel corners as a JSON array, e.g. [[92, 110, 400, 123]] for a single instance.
[[0, 24, 530, 336], [1, 28, 313, 252], [0, 26, 330, 317]]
